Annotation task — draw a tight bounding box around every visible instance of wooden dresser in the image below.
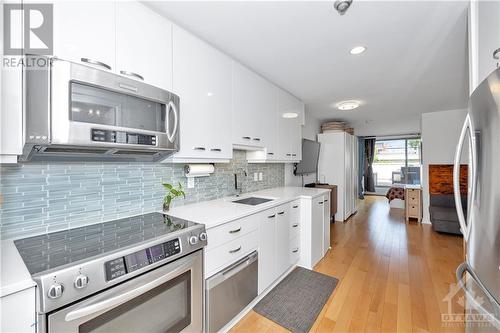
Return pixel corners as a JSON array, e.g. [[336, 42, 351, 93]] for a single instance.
[[405, 185, 422, 222]]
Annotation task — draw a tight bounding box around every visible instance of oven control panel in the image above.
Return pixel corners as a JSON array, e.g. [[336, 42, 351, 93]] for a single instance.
[[91, 129, 157, 146], [105, 238, 181, 281]]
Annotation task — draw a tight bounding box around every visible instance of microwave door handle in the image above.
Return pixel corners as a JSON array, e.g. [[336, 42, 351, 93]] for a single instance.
[[166, 101, 178, 143], [64, 257, 193, 322], [456, 262, 500, 328], [453, 115, 471, 240]]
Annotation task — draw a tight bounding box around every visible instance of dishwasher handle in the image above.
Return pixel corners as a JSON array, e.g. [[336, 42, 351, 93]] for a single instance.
[[206, 251, 258, 290]]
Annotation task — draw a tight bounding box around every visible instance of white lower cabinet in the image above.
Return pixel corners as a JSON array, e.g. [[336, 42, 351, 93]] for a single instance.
[[323, 194, 331, 255], [258, 209, 277, 294], [298, 193, 331, 270], [0, 287, 36, 333]]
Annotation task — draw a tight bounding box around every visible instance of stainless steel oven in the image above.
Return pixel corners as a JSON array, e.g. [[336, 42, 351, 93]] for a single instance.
[[46, 250, 203, 333], [14, 213, 207, 333], [22, 57, 180, 162]]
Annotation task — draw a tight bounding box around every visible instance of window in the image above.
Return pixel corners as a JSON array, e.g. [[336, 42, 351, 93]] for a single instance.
[[372, 138, 422, 188]]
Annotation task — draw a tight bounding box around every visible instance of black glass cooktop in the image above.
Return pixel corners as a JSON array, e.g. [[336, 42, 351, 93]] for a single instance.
[[14, 213, 197, 275]]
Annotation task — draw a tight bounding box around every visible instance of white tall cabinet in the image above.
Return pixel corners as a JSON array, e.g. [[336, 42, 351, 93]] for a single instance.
[[468, 0, 500, 93], [317, 132, 358, 222]]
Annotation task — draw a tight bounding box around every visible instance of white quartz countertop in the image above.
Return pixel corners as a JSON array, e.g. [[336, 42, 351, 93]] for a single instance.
[[0, 186, 329, 298], [0, 239, 36, 298], [168, 186, 330, 229]]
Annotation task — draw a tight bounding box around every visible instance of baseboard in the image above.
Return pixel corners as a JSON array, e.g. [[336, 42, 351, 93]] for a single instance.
[[218, 264, 298, 333]]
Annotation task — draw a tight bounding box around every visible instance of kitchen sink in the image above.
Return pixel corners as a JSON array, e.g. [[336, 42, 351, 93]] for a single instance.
[[232, 197, 274, 206]]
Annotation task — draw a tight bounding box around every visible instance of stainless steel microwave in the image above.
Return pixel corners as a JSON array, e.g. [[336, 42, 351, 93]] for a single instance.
[[21, 57, 180, 162]]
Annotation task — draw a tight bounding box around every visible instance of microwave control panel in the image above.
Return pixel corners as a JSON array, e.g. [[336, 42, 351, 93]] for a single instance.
[[91, 129, 157, 146], [104, 238, 181, 281]]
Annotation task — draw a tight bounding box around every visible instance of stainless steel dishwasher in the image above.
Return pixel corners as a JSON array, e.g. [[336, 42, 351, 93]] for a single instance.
[[205, 251, 258, 333]]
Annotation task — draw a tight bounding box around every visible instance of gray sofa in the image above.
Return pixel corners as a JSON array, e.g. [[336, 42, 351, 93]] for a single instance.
[[429, 194, 466, 235]]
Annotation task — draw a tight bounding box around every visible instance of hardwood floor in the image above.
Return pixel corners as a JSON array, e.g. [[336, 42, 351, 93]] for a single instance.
[[230, 196, 465, 333]]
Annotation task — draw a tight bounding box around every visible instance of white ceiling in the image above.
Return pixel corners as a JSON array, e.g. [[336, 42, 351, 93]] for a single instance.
[[145, 1, 469, 136]]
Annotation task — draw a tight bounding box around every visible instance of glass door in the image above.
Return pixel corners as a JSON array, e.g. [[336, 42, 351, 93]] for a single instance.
[[372, 138, 421, 190]]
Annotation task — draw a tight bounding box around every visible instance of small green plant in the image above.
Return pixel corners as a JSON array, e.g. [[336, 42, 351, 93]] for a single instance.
[[162, 182, 185, 212]]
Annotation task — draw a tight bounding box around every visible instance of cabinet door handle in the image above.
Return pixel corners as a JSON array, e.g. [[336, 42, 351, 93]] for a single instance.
[[210, 148, 222, 152], [252, 138, 261, 141], [267, 152, 274, 155], [193, 147, 206, 151], [324, 199, 328, 202], [292, 248, 299, 253], [229, 227, 241, 234], [286, 153, 292, 157], [229, 246, 242, 254], [267, 214, 276, 218], [120, 70, 144, 81], [81, 58, 111, 70], [319, 201, 324, 205], [493, 48, 500, 60], [292, 205, 299, 208], [292, 154, 297, 157], [242, 136, 251, 140], [292, 224, 299, 228], [277, 211, 285, 215]]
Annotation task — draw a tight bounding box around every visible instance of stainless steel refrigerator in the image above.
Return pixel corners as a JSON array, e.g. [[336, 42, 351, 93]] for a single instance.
[[454, 67, 500, 332]]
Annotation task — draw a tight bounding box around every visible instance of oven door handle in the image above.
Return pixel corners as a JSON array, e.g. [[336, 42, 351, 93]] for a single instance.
[[64, 257, 193, 322]]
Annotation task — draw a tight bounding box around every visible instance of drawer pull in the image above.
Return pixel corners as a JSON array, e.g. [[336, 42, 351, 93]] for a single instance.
[[292, 248, 299, 253], [292, 205, 299, 209], [229, 246, 242, 254], [242, 136, 251, 140], [292, 224, 299, 228], [324, 199, 328, 202], [229, 227, 241, 234], [277, 211, 285, 215], [210, 148, 222, 152], [252, 138, 261, 141], [268, 214, 276, 218], [319, 201, 324, 205], [193, 147, 206, 151], [268, 152, 274, 155]]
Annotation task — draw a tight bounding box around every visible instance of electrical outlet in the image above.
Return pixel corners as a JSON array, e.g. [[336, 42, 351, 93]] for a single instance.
[[253, 172, 258, 181], [187, 177, 195, 189], [258, 172, 263, 181]]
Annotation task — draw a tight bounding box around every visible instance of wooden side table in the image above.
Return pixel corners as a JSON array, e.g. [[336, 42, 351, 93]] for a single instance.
[[405, 185, 422, 223]]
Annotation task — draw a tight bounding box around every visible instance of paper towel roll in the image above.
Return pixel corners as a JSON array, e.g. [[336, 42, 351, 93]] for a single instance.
[[184, 164, 215, 177]]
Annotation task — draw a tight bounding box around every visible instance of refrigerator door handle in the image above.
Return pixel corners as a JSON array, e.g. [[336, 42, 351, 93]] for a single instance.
[[453, 114, 474, 240], [456, 262, 500, 329]]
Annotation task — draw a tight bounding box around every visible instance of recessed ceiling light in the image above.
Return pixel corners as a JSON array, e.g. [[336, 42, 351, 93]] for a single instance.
[[282, 112, 299, 119], [337, 100, 361, 111], [350, 46, 366, 55]]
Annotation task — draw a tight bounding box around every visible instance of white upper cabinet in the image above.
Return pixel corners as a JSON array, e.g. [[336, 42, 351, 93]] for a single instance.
[[116, 2, 172, 90], [469, 0, 500, 93], [232, 62, 276, 148], [168, 26, 232, 162], [52, 1, 116, 71], [277, 89, 303, 161]]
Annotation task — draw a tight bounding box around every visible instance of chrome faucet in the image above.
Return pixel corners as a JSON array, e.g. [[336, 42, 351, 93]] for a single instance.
[[234, 170, 248, 196]]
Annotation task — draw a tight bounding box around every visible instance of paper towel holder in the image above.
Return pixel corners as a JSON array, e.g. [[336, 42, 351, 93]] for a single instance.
[[184, 164, 215, 178]]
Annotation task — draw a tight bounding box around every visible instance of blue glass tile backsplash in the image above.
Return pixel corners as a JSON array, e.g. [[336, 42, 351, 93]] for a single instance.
[[0, 151, 284, 239]]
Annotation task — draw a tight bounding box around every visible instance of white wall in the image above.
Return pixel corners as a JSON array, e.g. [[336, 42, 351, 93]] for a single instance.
[[284, 112, 321, 186], [421, 109, 468, 224]]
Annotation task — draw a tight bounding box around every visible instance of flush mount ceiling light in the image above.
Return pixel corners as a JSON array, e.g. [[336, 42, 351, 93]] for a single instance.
[[350, 46, 366, 55], [282, 112, 299, 119], [336, 100, 361, 111]]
